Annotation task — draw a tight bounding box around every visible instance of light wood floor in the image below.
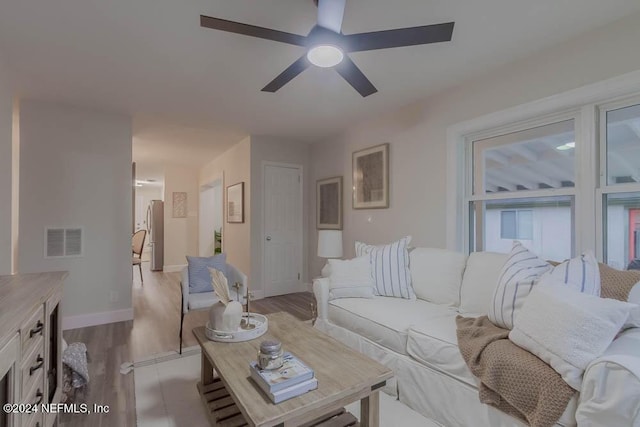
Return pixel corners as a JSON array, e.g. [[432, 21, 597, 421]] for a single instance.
[[60, 262, 315, 427]]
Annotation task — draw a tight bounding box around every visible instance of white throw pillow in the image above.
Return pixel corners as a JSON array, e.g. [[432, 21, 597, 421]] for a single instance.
[[509, 283, 636, 390], [355, 236, 415, 299], [538, 251, 601, 296], [328, 256, 376, 300], [488, 241, 552, 329]]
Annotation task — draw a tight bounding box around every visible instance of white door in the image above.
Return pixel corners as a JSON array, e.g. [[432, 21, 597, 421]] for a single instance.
[[263, 164, 303, 297]]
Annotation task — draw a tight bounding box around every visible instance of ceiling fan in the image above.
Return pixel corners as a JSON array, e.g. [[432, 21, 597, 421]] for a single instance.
[[200, 0, 455, 97]]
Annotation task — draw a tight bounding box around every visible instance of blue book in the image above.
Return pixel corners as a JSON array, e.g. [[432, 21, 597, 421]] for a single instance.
[[249, 352, 314, 394], [269, 378, 318, 404]]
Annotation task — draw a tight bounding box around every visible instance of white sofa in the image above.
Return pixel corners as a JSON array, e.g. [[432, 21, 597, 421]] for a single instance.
[[313, 248, 640, 427]]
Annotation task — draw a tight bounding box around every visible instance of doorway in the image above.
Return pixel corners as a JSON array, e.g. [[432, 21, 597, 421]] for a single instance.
[[200, 179, 223, 256], [135, 184, 163, 259], [263, 162, 303, 297]]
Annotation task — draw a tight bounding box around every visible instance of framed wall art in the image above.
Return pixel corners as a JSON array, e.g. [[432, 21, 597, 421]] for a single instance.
[[316, 176, 343, 230], [226, 182, 244, 223], [172, 192, 187, 218], [352, 143, 389, 209]]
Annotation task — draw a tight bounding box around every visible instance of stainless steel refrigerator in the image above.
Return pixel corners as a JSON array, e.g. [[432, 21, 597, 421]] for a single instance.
[[147, 200, 164, 271]]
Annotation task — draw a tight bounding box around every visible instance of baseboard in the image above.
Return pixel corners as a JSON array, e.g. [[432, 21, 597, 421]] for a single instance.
[[163, 264, 187, 273], [63, 308, 134, 330]]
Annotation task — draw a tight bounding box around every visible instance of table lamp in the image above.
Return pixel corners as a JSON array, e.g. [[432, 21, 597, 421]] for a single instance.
[[317, 230, 343, 277]]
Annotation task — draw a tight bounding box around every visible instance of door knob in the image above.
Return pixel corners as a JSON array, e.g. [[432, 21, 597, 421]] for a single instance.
[[266, 236, 272, 241]]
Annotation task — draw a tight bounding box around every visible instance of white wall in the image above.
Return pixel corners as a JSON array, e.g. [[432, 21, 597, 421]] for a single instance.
[[308, 12, 640, 276], [163, 164, 199, 269], [0, 56, 12, 275], [250, 136, 310, 296], [19, 101, 132, 328], [200, 137, 252, 285]]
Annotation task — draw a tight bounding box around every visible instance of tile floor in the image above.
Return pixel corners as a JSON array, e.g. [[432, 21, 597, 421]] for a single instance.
[[134, 352, 439, 427]]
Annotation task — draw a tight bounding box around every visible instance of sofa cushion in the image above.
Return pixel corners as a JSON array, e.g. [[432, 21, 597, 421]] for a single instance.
[[406, 315, 477, 386], [355, 236, 416, 299], [328, 256, 376, 300], [509, 283, 635, 390], [328, 297, 457, 355], [459, 252, 508, 316], [538, 251, 600, 296], [188, 292, 218, 310], [409, 248, 467, 306], [488, 241, 552, 330]]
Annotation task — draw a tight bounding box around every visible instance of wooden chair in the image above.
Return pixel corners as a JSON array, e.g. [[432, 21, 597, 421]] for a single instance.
[[132, 229, 147, 284]]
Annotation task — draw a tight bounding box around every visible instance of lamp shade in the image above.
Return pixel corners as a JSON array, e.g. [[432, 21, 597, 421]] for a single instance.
[[317, 230, 343, 258]]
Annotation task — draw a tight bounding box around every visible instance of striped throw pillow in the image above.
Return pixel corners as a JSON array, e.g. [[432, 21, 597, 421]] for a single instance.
[[355, 236, 415, 299], [538, 251, 601, 296], [488, 242, 552, 330]]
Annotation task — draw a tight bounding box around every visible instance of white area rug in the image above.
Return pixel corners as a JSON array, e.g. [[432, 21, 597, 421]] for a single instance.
[[134, 352, 438, 427]]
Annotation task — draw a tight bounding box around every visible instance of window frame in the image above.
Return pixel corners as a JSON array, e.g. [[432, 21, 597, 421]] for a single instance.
[[446, 69, 640, 262], [596, 95, 640, 264], [463, 110, 580, 254]]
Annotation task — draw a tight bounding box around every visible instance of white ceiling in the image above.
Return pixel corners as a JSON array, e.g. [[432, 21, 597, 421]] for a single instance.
[[2, 0, 640, 147]]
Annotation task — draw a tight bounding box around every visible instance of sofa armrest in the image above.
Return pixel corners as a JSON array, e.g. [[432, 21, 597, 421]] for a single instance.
[[576, 327, 640, 426], [313, 278, 330, 320], [226, 263, 248, 304]]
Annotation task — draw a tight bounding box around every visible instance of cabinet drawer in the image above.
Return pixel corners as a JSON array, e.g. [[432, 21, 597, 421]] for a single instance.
[[20, 370, 44, 427], [21, 339, 45, 399], [20, 305, 45, 358]]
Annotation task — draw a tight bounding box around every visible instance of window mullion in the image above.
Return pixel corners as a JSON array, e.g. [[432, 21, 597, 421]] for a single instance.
[[576, 105, 597, 256]]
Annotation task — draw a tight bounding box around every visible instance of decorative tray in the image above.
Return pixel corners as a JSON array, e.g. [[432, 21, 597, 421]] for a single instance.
[[205, 313, 268, 342]]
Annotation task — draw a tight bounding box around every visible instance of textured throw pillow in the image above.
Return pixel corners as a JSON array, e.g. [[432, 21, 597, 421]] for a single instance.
[[355, 236, 415, 299], [186, 254, 227, 293], [488, 241, 552, 330], [537, 251, 601, 296], [328, 256, 376, 300], [598, 263, 640, 301], [509, 283, 636, 390]]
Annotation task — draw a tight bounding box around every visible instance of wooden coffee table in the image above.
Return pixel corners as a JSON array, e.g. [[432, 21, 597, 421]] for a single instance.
[[193, 312, 393, 427]]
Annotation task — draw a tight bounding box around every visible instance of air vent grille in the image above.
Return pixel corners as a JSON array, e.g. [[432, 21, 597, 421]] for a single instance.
[[46, 227, 83, 258]]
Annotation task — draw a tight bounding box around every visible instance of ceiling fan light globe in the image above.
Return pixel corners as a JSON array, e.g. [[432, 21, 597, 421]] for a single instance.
[[307, 45, 344, 68]]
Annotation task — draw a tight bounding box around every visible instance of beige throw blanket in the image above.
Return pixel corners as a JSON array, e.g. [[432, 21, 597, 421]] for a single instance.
[[456, 316, 575, 427]]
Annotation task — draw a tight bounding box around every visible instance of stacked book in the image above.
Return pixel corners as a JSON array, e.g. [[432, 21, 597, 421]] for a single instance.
[[249, 352, 317, 403]]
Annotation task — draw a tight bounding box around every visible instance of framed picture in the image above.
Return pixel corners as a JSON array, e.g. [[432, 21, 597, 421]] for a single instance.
[[317, 176, 343, 230], [226, 182, 244, 223], [172, 192, 187, 218], [352, 143, 389, 209]]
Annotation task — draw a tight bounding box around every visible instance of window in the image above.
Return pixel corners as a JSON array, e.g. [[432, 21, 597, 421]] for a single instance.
[[450, 86, 640, 268], [600, 101, 640, 269], [468, 119, 576, 261], [500, 210, 533, 240]]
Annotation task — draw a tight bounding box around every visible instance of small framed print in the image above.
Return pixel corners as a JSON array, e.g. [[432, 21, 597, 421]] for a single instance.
[[317, 176, 343, 230], [226, 182, 244, 223], [353, 143, 389, 209], [172, 192, 187, 218]]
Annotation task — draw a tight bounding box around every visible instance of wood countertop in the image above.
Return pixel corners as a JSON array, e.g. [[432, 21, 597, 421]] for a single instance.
[[0, 271, 67, 348]]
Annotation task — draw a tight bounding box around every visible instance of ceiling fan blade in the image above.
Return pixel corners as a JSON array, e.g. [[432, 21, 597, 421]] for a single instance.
[[317, 0, 347, 34], [200, 15, 307, 47], [343, 22, 454, 52], [261, 55, 311, 93], [334, 55, 377, 97]]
